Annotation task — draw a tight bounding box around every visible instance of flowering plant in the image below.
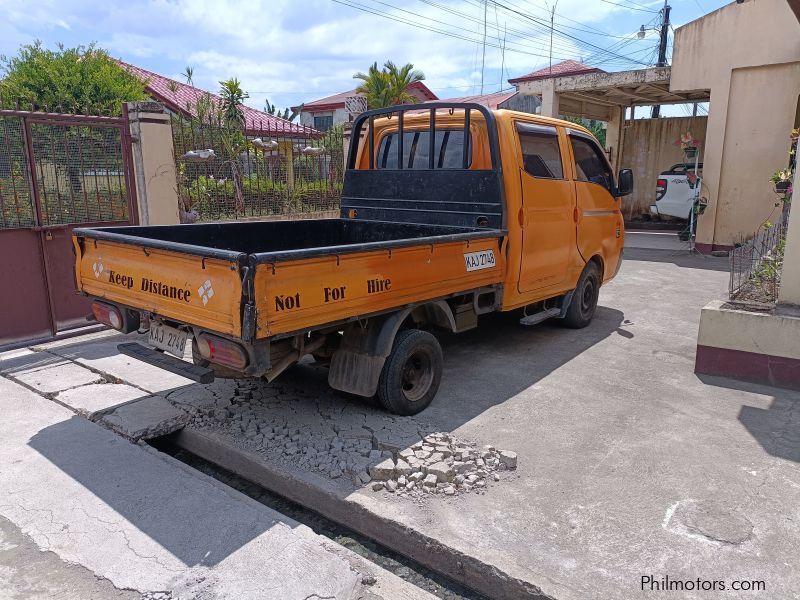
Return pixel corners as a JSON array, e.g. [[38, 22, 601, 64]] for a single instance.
[[770, 167, 793, 184], [675, 131, 699, 151]]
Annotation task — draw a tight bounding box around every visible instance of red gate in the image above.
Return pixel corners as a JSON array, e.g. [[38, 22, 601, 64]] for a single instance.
[[0, 107, 138, 348]]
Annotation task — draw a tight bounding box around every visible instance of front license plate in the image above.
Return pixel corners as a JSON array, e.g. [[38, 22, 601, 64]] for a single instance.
[[464, 250, 496, 272], [148, 322, 188, 358]]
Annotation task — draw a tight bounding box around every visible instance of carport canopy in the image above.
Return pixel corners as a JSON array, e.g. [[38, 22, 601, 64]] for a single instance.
[[514, 66, 710, 121]]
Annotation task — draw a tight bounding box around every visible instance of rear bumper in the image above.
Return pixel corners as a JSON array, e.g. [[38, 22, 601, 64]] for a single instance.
[[118, 342, 214, 383]]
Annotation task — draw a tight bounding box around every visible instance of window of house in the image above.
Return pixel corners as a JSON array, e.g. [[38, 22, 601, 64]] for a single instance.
[[516, 123, 563, 179], [570, 134, 613, 190], [377, 129, 471, 169], [314, 115, 334, 131]]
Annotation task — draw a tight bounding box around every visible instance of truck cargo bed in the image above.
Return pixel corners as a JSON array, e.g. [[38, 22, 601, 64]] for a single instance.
[[73, 219, 506, 340], [77, 219, 502, 260]]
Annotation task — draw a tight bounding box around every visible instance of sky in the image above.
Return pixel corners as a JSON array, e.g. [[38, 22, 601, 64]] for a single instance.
[[0, 0, 728, 115]]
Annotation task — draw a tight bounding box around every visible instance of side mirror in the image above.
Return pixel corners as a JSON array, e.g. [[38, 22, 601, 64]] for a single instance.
[[616, 169, 633, 197]]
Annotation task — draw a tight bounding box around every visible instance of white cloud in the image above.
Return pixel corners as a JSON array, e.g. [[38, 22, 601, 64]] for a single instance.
[[0, 0, 722, 109]]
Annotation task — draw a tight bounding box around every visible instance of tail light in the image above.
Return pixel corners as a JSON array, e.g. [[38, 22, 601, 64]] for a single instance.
[[655, 178, 667, 201], [196, 333, 249, 370], [92, 301, 123, 330], [91, 301, 140, 333]]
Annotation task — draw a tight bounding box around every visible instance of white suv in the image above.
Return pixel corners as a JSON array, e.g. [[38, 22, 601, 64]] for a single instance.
[[649, 163, 703, 220]]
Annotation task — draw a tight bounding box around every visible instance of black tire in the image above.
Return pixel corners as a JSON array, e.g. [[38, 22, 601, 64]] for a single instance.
[[561, 262, 601, 329], [377, 329, 443, 416]]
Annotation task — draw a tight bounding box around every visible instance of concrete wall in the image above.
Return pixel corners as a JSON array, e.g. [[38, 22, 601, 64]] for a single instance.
[[126, 102, 180, 226], [619, 116, 708, 218], [696, 300, 800, 389], [671, 0, 800, 249]]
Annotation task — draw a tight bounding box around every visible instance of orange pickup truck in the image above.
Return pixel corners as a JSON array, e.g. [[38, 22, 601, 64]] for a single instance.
[[73, 103, 630, 415]]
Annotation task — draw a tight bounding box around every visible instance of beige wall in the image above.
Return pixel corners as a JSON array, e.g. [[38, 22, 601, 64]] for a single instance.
[[127, 103, 180, 226], [619, 116, 708, 218], [715, 63, 800, 245], [671, 0, 800, 248]]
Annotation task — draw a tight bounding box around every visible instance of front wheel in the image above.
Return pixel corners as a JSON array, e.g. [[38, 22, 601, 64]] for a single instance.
[[561, 262, 601, 329], [377, 329, 443, 416]]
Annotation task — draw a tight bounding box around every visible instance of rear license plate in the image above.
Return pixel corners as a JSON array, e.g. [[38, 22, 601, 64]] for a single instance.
[[148, 322, 188, 358], [464, 249, 496, 272]]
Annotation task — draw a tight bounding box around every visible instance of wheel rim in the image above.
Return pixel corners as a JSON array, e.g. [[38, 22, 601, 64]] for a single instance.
[[401, 350, 434, 402], [580, 276, 596, 314]]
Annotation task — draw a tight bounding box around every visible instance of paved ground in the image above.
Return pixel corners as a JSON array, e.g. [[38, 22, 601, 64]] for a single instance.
[[0, 376, 433, 599], [3, 237, 799, 599]]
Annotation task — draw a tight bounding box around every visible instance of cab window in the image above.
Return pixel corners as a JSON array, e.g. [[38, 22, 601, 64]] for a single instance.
[[570, 134, 613, 191], [516, 123, 563, 179], [377, 129, 470, 169]]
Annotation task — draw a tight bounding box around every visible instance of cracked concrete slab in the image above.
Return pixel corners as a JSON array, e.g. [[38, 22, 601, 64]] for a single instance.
[[100, 395, 191, 441], [47, 333, 194, 394], [0, 514, 140, 600], [10, 361, 104, 394], [55, 382, 149, 420], [0, 377, 434, 600]]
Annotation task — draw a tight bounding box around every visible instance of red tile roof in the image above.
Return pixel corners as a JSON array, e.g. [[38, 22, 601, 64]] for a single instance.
[[431, 90, 517, 109], [116, 59, 308, 134], [296, 81, 438, 112], [508, 60, 604, 84]]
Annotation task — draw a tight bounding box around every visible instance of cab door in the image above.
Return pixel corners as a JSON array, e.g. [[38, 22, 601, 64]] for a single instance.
[[516, 122, 576, 293], [568, 132, 623, 279]]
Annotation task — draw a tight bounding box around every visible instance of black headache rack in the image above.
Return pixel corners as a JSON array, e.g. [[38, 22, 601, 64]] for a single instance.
[[343, 102, 506, 230]]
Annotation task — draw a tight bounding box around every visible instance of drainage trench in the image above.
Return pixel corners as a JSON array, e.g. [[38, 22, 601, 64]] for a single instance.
[[149, 437, 486, 600]]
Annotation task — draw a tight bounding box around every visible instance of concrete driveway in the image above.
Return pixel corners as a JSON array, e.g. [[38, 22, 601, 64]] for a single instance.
[[3, 239, 798, 599]]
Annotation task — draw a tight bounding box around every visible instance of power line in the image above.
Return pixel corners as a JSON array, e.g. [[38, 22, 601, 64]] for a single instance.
[[487, 0, 650, 65], [596, 0, 660, 13], [330, 0, 581, 61]]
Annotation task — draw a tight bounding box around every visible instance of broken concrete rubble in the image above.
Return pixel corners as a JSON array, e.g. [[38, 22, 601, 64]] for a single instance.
[[182, 379, 517, 500]]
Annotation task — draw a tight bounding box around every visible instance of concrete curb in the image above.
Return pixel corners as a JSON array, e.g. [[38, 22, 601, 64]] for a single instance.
[[173, 427, 553, 600]]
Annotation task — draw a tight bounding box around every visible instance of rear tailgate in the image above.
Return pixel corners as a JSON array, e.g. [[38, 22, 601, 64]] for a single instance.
[[73, 233, 245, 338], [253, 234, 505, 337]]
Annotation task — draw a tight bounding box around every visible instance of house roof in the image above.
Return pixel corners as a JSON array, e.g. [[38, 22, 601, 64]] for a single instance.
[[508, 60, 605, 85], [295, 81, 438, 112], [431, 90, 517, 109], [116, 59, 308, 134]]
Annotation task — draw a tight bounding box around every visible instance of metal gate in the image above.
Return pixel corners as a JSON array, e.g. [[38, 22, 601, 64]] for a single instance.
[[0, 107, 137, 348]]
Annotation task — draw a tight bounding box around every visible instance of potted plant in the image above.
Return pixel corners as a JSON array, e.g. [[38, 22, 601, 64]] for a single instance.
[[675, 131, 700, 160], [770, 167, 793, 194]]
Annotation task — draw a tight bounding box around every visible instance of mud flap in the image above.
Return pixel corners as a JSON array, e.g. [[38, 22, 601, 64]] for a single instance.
[[328, 350, 386, 397]]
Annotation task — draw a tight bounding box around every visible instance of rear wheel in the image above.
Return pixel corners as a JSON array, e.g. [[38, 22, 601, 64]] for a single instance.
[[561, 262, 601, 329], [377, 329, 443, 416]]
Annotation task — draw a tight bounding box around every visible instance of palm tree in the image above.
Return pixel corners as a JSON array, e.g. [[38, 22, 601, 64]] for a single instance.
[[354, 61, 425, 109], [218, 77, 248, 130], [384, 61, 425, 104]]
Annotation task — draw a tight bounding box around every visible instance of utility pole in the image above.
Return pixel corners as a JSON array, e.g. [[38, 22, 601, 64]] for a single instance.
[[651, 0, 671, 118], [548, 2, 556, 75], [480, 0, 488, 94]]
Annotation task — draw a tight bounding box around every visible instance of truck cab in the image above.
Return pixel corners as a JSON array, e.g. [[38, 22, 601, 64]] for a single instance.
[[351, 105, 629, 316]]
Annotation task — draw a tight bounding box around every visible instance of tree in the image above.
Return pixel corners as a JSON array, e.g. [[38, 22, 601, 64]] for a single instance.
[[264, 98, 299, 122], [181, 66, 194, 86], [564, 116, 607, 147], [217, 78, 249, 211], [219, 77, 248, 130], [0, 42, 148, 202], [353, 61, 425, 109], [0, 41, 147, 114]]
